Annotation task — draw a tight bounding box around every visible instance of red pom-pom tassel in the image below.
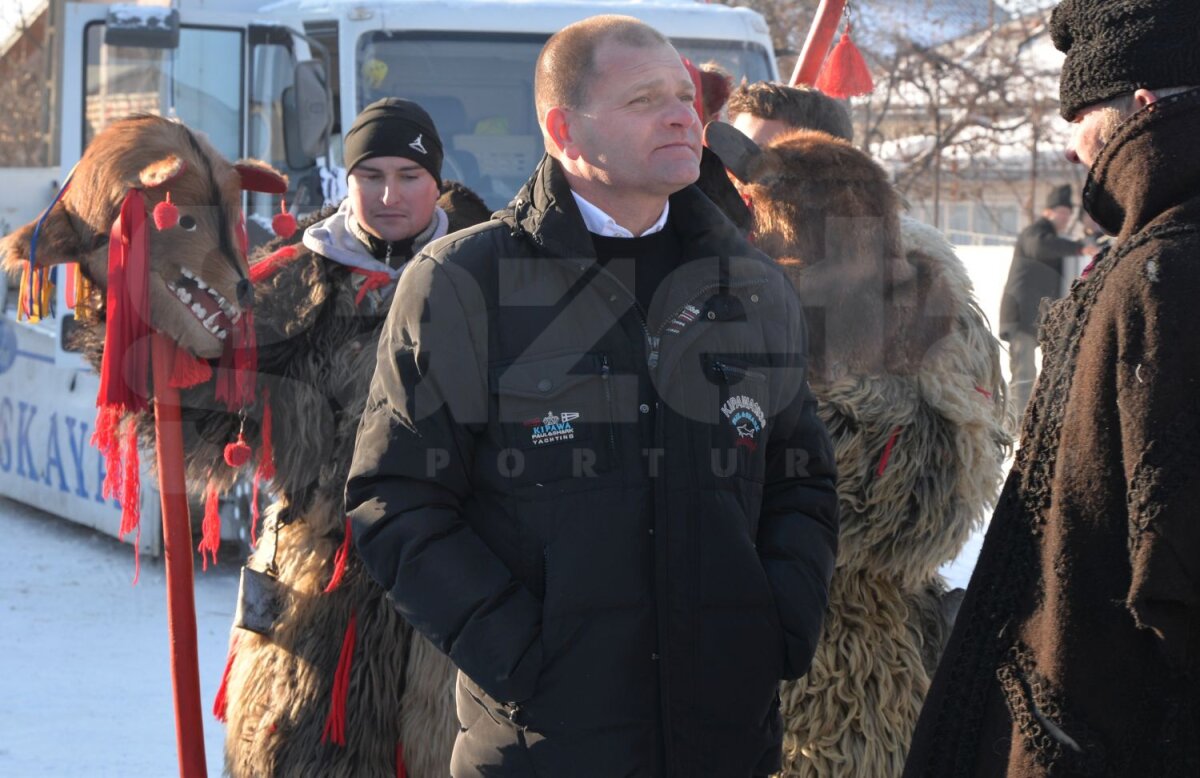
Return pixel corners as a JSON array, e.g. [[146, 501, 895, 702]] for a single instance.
[[321, 610, 358, 747], [224, 433, 252, 468], [198, 482, 221, 571], [153, 192, 179, 231], [272, 199, 297, 239], [815, 28, 875, 99], [213, 632, 240, 722]]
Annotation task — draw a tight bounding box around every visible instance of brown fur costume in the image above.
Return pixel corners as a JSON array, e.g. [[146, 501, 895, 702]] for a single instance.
[[707, 125, 1012, 777], [0, 115, 491, 778]]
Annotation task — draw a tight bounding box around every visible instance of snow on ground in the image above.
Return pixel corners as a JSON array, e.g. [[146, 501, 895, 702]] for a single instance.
[[0, 497, 238, 777]]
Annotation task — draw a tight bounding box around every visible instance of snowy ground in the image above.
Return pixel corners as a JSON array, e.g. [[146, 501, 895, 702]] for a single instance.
[[0, 497, 237, 777]]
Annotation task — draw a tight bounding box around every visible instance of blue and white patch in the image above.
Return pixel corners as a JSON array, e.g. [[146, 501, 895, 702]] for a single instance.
[[721, 394, 765, 452], [524, 410, 580, 446]]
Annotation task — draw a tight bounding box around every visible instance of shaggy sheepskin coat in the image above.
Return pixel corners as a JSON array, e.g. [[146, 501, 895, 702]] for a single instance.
[[903, 89, 1200, 778], [701, 123, 1010, 778], [776, 217, 1009, 778], [212, 183, 490, 778]]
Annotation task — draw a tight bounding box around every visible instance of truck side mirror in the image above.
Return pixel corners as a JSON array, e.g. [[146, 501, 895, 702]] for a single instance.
[[282, 60, 333, 170], [104, 7, 180, 49]]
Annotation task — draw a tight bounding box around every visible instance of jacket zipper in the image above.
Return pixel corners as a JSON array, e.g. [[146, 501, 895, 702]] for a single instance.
[[599, 354, 617, 461]]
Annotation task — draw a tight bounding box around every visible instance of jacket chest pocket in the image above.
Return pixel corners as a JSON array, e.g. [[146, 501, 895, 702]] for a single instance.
[[489, 351, 616, 486]]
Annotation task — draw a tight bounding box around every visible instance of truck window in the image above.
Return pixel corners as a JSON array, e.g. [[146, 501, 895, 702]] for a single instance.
[[83, 23, 244, 161], [355, 31, 771, 209]]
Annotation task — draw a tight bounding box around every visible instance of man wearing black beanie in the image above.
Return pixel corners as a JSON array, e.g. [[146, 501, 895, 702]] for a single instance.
[[904, 2, 1200, 777], [297, 97, 484, 316]]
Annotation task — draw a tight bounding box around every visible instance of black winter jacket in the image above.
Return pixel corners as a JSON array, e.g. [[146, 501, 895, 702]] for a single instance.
[[999, 217, 1085, 337], [346, 156, 839, 777]]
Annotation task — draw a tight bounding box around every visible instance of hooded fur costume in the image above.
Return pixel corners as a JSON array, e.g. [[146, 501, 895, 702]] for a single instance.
[[702, 124, 1010, 778]]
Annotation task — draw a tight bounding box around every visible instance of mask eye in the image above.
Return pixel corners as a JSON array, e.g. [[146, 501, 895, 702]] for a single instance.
[[179, 215, 198, 231]]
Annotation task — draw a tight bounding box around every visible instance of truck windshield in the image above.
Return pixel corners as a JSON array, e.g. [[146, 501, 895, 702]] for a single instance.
[[356, 32, 771, 209], [83, 23, 244, 161]]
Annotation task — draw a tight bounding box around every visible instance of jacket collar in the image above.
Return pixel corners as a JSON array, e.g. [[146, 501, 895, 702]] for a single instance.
[[1084, 88, 1200, 240], [500, 154, 762, 272]]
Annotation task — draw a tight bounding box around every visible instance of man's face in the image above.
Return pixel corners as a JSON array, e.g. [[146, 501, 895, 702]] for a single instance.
[[1065, 101, 1129, 169], [1047, 206, 1073, 233], [730, 112, 790, 146], [347, 157, 440, 242], [562, 40, 701, 197]]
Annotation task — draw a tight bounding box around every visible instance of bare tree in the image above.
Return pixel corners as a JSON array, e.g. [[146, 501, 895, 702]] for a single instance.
[[0, 1, 53, 167]]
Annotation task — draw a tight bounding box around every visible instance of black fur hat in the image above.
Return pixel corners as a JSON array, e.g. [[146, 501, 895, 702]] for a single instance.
[[1051, 0, 1200, 120], [1045, 184, 1073, 210]]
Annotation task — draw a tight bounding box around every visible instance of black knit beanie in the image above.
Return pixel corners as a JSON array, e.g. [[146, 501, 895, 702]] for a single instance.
[[344, 98, 444, 185], [1051, 0, 1200, 120]]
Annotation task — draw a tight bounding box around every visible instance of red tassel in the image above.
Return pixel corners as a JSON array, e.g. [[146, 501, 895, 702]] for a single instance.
[[224, 433, 252, 468], [98, 190, 152, 413], [169, 345, 213, 388], [349, 267, 395, 306], [216, 311, 257, 412], [199, 483, 221, 571], [272, 199, 297, 239], [876, 426, 903, 477], [120, 418, 142, 583], [396, 741, 408, 778], [249, 245, 299, 284], [153, 192, 179, 230], [815, 28, 875, 99], [322, 610, 358, 746], [324, 518, 352, 593], [94, 406, 123, 503], [213, 632, 240, 722], [251, 393, 275, 545]]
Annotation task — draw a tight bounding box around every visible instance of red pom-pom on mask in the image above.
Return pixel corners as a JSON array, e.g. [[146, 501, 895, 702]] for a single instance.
[[272, 198, 297, 239], [224, 433, 252, 468], [153, 192, 179, 230]]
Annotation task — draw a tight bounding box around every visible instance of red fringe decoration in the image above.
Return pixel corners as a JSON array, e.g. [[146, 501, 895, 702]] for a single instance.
[[198, 483, 221, 571], [350, 268, 394, 306], [169, 345, 213, 388], [815, 29, 875, 99], [213, 632, 240, 722], [224, 433, 252, 468], [251, 393, 275, 546], [249, 245, 299, 284], [324, 518, 352, 594], [876, 426, 904, 477], [98, 189, 152, 413], [322, 610, 358, 746], [120, 419, 142, 583], [215, 312, 257, 412], [396, 741, 408, 778], [272, 199, 298, 239], [153, 192, 179, 230]]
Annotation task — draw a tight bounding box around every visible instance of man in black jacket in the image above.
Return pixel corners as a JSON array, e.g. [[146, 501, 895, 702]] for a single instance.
[[999, 184, 1096, 414], [345, 15, 839, 777]]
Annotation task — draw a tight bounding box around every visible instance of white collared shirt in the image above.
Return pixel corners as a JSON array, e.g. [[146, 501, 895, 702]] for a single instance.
[[570, 191, 670, 238]]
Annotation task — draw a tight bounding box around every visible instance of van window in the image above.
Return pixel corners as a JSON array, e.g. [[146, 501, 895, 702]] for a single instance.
[[83, 23, 244, 160], [356, 31, 771, 209]]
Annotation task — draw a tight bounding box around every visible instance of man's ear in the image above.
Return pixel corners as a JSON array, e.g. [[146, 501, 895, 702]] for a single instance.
[[1133, 88, 1159, 110], [1, 200, 89, 275], [703, 121, 763, 183], [544, 107, 578, 160]]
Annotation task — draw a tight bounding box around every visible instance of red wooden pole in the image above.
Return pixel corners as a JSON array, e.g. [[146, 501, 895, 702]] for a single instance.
[[791, 0, 848, 87], [151, 333, 208, 778]]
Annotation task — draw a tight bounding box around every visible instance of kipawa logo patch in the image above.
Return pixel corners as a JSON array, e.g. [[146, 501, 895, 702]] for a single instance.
[[721, 395, 765, 451], [524, 411, 580, 446]]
